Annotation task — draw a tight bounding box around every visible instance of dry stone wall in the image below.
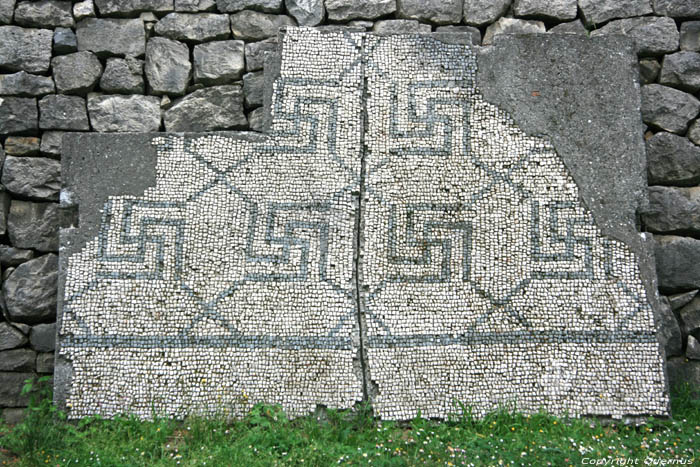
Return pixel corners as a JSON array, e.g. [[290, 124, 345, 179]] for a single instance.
[[0, 0, 699, 420]]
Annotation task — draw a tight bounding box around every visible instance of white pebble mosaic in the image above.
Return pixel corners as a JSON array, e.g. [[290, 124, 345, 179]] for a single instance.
[[58, 28, 669, 420]]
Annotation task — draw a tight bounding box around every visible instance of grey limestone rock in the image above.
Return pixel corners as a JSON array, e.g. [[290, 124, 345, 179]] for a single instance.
[[0, 372, 34, 407], [154, 12, 229, 42], [0, 349, 36, 372], [0, 71, 55, 97], [76, 18, 146, 57], [646, 131, 700, 185], [243, 71, 264, 108], [653, 0, 700, 19], [590, 17, 679, 56], [548, 20, 587, 35], [679, 296, 700, 335], [578, 0, 652, 26], [100, 57, 145, 94], [3, 254, 58, 324], [654, 235, 700, 292], [669, 290, 698, 310], [88, 94, 161, 132], [643, 186, 700, 234], [145, 37, 191, 96], [39, 95, 89, 131], [285, 0, 323, 26], [0, 323, 28, 351], [193, 40, 245, 85], [666, 358, 700, 393], [396, 0, 462, 25], [248, 106, 264, 131], [164, 84, 246, 131], [372, 19, 431, 34], [53, 27, 78, 55], [5, 136, 40, 156], [94, 0, 173, 16], [1, 156, 61, 201], [639, 58, 661, 84], [641, 84, 700, 134], [435, 25, 482, 45], [73, 0, 95, 20], [2, 408, 26, 424], [36, 352, 54, 373], [658, 296, 683, 357], [52, 51, 103, 95], [0, 97, 38, 135], [659, 51, 700, 93], [513, 0, 576, 21], [0, 26, 53, 73], [681, 21, 700, 52], [7, 201, 59, 251], [483, 17, 546, 46], [0, 0, 14, 24], [689, 119, 700, 145], [0, 245, 34, 266], [14, 1, 73, 28], [463, 0, 510, 27], [244, 37, 276, 72], [326, 0, 396, 22], [230, 10, 296, 41], [216, 0, 282, 12], [29, 323, 55, 352], [688, 335, 700, 359], [40, 131, 64, 158], [175, 0, 217, 11]]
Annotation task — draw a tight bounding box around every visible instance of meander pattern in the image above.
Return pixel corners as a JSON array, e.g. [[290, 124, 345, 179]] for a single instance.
[[59, 28, 669, 420]]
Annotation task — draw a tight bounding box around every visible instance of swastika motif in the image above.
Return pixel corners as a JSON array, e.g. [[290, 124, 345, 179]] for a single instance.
[[57, 29, 669, 421]]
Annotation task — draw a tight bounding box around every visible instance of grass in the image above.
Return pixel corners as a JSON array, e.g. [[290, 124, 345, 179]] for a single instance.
[[0, 379, 698, 466]]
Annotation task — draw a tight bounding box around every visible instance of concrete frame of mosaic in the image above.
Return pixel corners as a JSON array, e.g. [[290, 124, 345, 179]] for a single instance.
[[55, 28, 671, 421]]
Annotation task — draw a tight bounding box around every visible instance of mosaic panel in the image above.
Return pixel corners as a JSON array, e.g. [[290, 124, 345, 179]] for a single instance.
[[57, 28, 670, 420]]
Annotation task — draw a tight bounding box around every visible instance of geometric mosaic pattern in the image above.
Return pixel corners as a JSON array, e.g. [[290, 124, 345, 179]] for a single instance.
[[58, 28, 669, 420]]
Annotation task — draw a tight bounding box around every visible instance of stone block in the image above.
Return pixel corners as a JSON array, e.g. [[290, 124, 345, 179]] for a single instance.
[[666, 358, 700, 394], [463, 0, 510, 26], [396, 0, 462, 25], [7, 201, 59, 251], [14, 1, 73, 28], [52, 51, 103, 95], [216, 0, 282, 12], [0, 349, 36, 372], [653, 0, 700, 19], [39, 95, 90, 131], [88, 94, 161, 132], [0, 72, 54, 97], [0, 322, 28, 351], [73, 0, 95, 20], [668, 290, 698, 310], [689, 119, 700, 145], [646, 132, 700, 186], [372, 19, 431, 34], [687, 336, 700, 359], [326, 0, 395, 22], [0, 245, 35, 266], [53, 27, 78, 55], [3, 253, 57, 324], [36, 352, 54, 373], [94, 0, 173, 16], [659, 51, 700, 93], [641, 84, 700, 134], [4, 136, 41, 156], [0, 0, 14, 24], [483, 17, 546, 45], [154, 12, 229, 42], [548, 20, 587, 35], [655, 235, 700, 292], [435, 25, 482, 45], [242, 71, 264, 108], [0, 97, 38, 135], [99, 57, 144, 94], [30, 323, 55, 352], [145, 37, 191, 96], [681, 21, 700, 52], [40, 131, 65, 158], [590, 16, 679, 56], [175, 0, 217, 11], [578, 0, 653, 26], [643, 186, 700, 234], [193, 40, 245, 85], [230, 10, 296, 41], [0, 373, 34, 407], [658, 296, 683, 357], [76, 18, 146, 57], [285, 0, 323, 26], [244, 37, 277, 72], [639, 58, 661, 84], [513, 0, 576, 21], [164, 84, 246, 131], [1, 156, 61, 200], [0, 26, 52, 74]]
